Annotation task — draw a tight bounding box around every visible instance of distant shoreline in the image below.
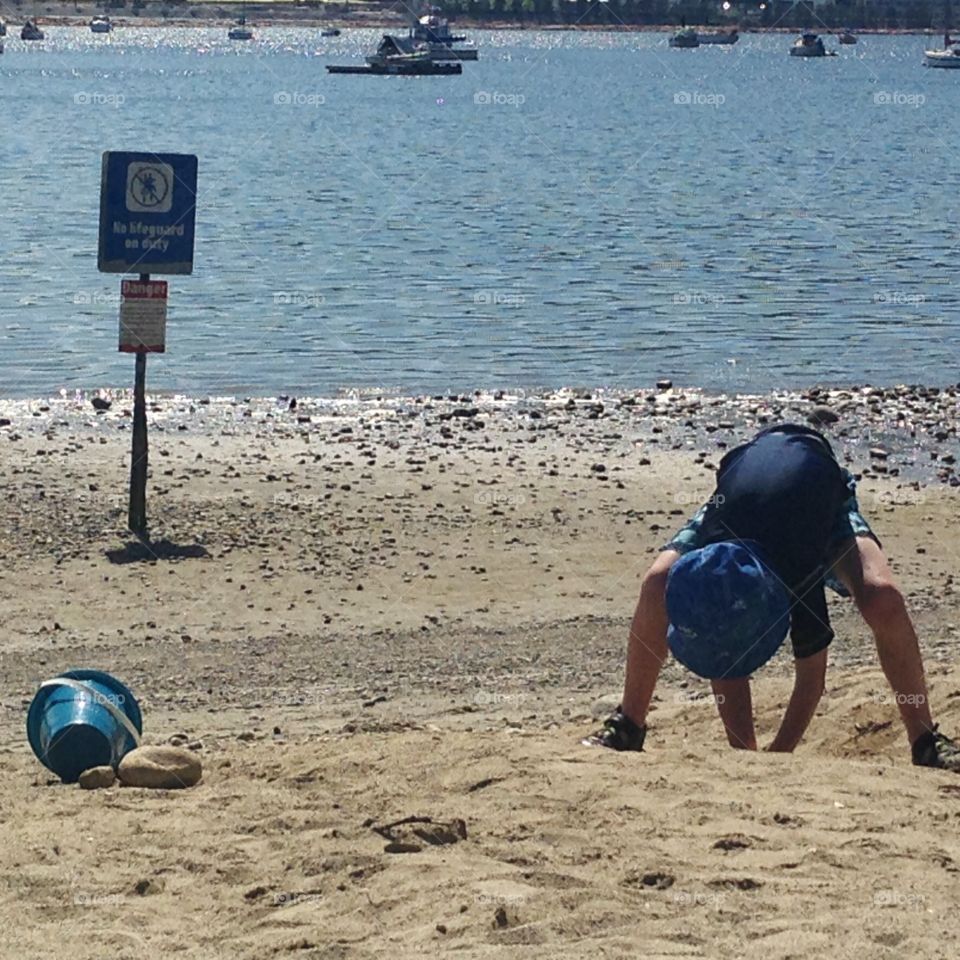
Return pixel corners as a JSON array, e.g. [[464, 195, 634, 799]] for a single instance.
[[2, 12, 949, 34]]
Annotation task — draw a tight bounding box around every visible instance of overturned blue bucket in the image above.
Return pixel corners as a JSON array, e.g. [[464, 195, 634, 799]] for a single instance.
[[27, 669, 142, 783]]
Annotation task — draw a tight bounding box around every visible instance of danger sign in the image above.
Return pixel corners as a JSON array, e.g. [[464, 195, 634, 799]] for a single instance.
[[119, 279, 167, 353]]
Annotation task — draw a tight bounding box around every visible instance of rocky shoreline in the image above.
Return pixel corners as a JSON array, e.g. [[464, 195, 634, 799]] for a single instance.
[[3, 382, 958, 486]]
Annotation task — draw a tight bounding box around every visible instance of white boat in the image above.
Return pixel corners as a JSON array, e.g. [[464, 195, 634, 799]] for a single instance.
[[411, 10, 466, 45], [699, 29, 738, 45], [228, 15, 253, 40], [790, 33, 833, 57], [405, 8, 476, 59], [90, 15, 112, 33], [926, 32, 960, 67], [20, 20, 44, 41]]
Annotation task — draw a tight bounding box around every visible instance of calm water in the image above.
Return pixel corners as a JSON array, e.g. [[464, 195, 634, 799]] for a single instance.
[[1, 28, 958, 397]]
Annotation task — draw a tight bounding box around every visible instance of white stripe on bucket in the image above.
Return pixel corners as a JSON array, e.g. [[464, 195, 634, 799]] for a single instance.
[[40, 678, 141, 747]]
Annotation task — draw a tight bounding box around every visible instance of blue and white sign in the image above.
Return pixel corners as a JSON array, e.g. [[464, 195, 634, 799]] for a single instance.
[[98, 151, 198, 275]]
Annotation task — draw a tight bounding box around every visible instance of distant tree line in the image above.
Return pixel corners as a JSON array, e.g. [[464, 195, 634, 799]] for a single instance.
[[435, 0, 947, 30]]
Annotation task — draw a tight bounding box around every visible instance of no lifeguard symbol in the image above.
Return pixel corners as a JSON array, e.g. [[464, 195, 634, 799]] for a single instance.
[[126, 161, 173, 214]]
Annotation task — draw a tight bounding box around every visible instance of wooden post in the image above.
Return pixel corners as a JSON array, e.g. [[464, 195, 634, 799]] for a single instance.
[[128, 273, 150, 539]]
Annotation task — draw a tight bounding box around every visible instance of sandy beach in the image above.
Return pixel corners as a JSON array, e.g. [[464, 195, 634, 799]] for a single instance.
[[2, 386, 960, 958]]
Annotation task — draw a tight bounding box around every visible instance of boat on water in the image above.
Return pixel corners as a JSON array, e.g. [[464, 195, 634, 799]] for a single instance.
[[926, 30, 960, 67], [669, 26, 699, 48], [411, 10, 465, 45], [402, 9, 476, 60], [321, 28, 341, 37], [90, 15, 112, 33], [790, 33, 834, 57], [391, 32, 477, 61], [327, 36, 462, 75], [20, 20, 44, 40], [228, 10, 253, 40], [698, 29, 738, 45], [838, 30, 857, 44]]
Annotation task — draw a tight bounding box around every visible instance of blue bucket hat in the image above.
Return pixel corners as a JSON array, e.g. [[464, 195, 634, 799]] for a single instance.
[[665, 541, 790, 680]]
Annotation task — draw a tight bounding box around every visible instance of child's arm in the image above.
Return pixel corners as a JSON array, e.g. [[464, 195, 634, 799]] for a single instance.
[[711, 677, 757, 750], [767, 647, 828, 752]]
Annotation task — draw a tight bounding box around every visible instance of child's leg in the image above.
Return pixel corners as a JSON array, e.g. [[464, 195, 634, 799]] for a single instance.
[[620, 550, 679, 725], [710, 678, 757, 749], [831, 535, 934, 746]]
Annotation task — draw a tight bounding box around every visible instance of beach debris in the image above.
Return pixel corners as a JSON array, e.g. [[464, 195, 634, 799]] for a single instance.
[[91, 396, 112, 412], [133, 877, 165, 896], [78, 766, 116, 790], [493, 906, 509, 928], [713, 834, 751, 852], [854, 719, 893, 737], [870, 447, 889, 460], [772, 812, 804, 827], [371, 814, 467, 853], [709, 877, 763, 891], [118, 745, 202, 789], [624, 870, 675, 890]]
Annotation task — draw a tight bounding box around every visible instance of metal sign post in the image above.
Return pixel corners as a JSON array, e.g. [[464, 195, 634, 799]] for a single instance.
[[98, 151, 198, 539]]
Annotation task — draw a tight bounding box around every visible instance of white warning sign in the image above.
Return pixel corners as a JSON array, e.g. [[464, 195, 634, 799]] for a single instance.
[[125, 161, 174, 214], [119, 279, 167, 353]]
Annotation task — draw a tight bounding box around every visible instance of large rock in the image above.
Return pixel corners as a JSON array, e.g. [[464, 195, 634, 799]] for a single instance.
[[78, 766, 116, 790], [118, 746, 202, 789]]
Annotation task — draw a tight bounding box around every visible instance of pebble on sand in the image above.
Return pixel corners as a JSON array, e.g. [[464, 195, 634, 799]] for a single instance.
[[807, 406, 839, 427], [118, 746, 203, 790], [78, 766, 116, 790]]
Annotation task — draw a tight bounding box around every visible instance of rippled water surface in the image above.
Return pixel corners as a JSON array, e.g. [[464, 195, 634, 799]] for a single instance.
[[1, 28, 958, 396]]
